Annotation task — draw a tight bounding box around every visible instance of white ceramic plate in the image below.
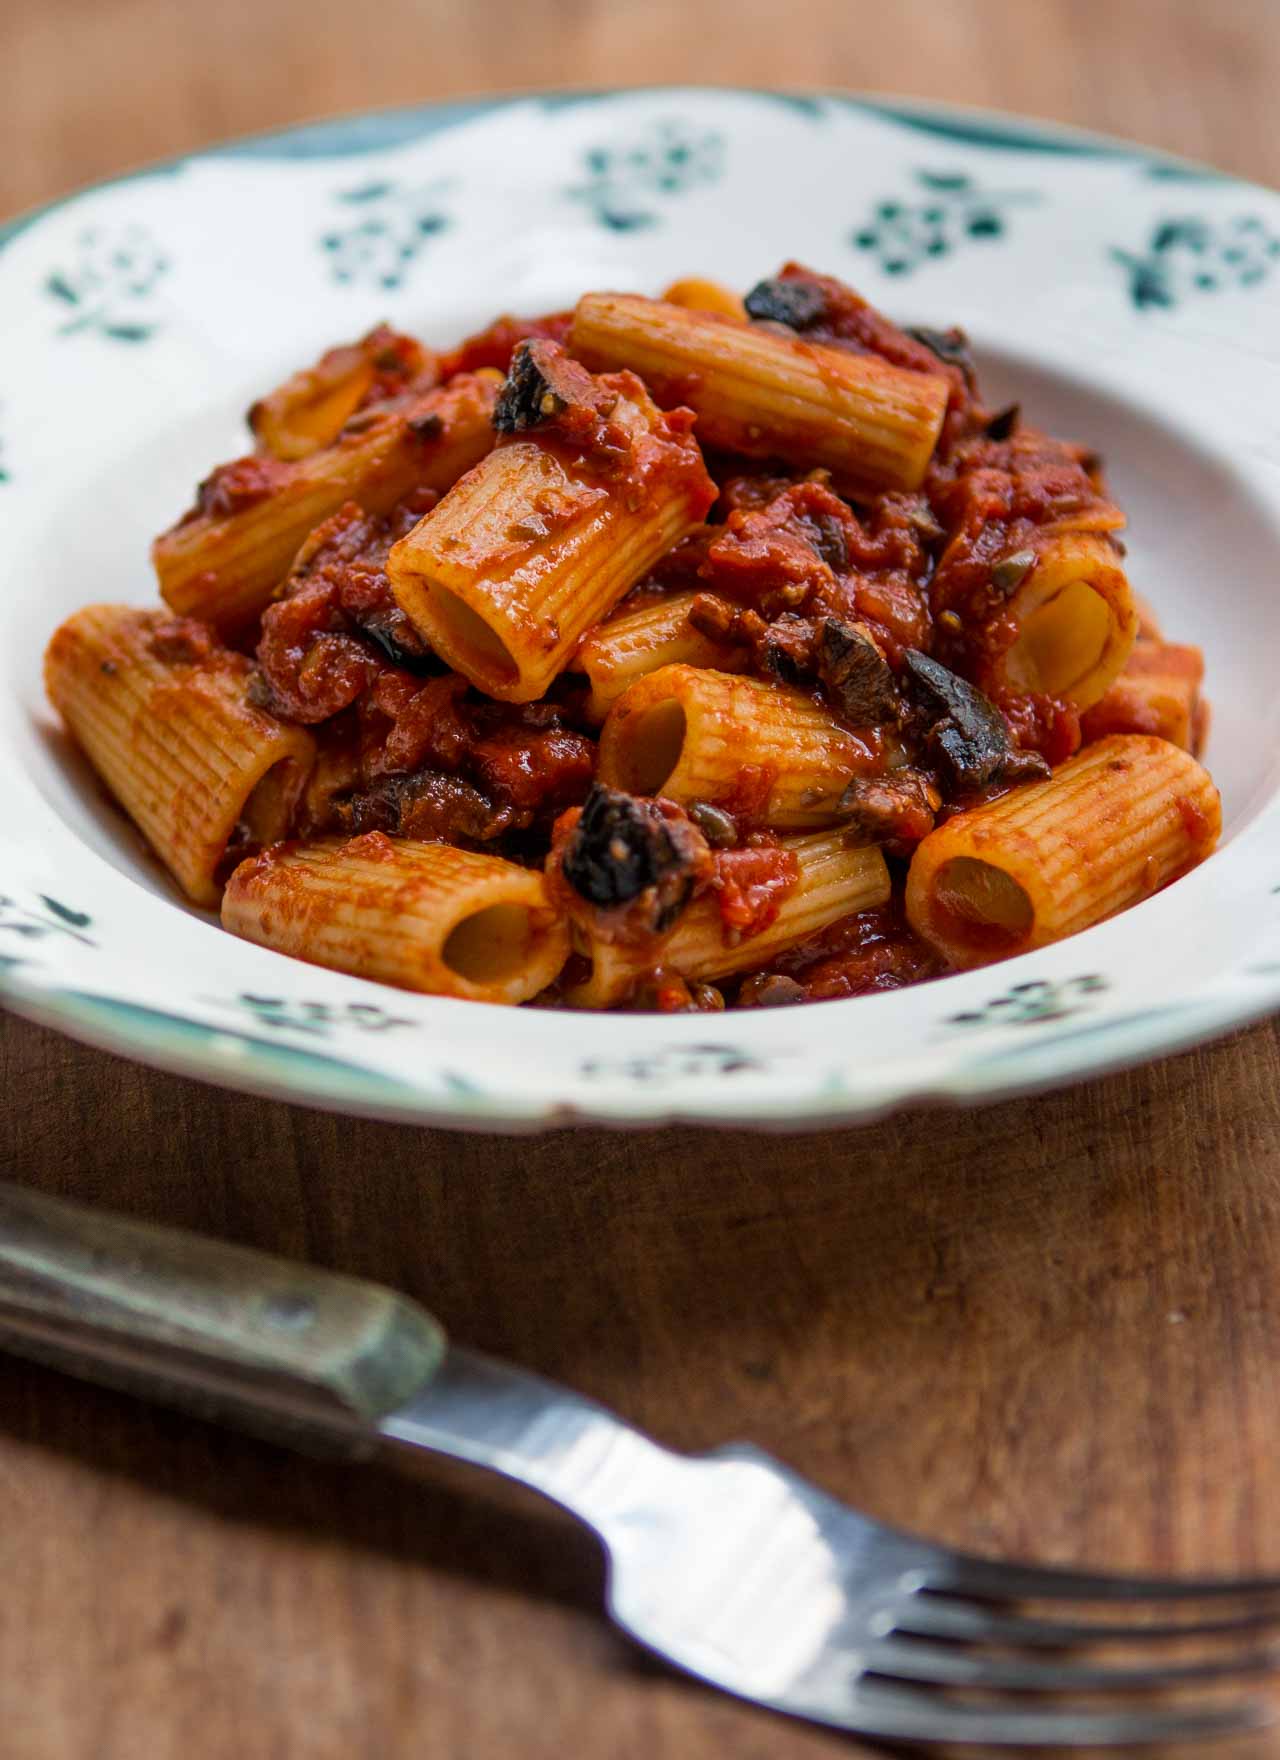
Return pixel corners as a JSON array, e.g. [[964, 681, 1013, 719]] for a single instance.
[[4, 88, 1280, 1129]]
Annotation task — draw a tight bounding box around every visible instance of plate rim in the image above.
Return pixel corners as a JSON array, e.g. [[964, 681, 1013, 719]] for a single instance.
[[0, 82, 1246, 252]]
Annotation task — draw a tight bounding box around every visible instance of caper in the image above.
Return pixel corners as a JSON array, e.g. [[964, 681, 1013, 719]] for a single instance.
[[990, 550, 1036, 594], [687, 800, 739, 848]]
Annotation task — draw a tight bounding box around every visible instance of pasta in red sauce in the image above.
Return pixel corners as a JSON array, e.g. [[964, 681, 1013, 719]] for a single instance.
[[43, 266, 1222, 1009]]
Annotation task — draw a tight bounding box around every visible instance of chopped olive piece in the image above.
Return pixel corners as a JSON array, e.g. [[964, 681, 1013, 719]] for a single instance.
[[743, 276, 828, 332], [984, 402, 1020, 441], [817, 620, 901, 724], [904, 499, 945, 543], [798, 508, 850, 570], [905, 324, 976, 388], [761, 614, 815, 685], [332, 770, 504, 842], [407, 412, 444, 442], [837, 772, 939, 848], [493, 340, 569, 432], [688, 592, 766, 650], [903, 650, 1050, 790], [562, 784, 706, 931], [738, 973, 806, 1008], [353, 610, 444, 674]]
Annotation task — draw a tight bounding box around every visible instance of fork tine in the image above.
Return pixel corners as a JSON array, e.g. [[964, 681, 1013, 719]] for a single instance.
[[822, 1681, 1272, 1747], [897, 1594, 1280, 1647], [863, 1634, 1280, 1692], [936, 1551, 1280, 1605]]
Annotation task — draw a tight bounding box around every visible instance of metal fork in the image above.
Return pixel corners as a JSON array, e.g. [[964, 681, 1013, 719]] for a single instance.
[[1, 1179, 1278, 1748]]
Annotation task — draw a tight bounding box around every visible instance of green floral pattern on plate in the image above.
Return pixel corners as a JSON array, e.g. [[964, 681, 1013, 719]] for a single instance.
[[580, 1043, 767, 1083], [53, 991, 423, 1098], [946, 975, 1108, 1029], [851, 170, 1039, 274], [1112, 214, 1280, 309], [45, 225, 168, 340], [321, 179, 452, 289], [0, 893, 95, 954], [0, 888, 426, 1101], [231, 994, 415, 1036], [568, 121, 723, 231]]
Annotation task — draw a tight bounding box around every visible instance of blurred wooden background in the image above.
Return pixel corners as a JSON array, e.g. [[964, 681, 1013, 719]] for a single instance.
[[7, 0, 1280, 215], [5, 2, 1280, 1756]]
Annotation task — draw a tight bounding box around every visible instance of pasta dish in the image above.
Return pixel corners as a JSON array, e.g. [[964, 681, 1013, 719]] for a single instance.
[[44, 265, 1220, 1010]]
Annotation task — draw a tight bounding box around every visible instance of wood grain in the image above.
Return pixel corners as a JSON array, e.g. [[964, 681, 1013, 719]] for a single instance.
[[4, 2, 1280, 1754]]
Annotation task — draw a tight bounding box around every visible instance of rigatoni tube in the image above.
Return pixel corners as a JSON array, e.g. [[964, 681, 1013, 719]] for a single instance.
[[387, 378, 714, 703], [576, 593, 748, 723], [660, 277, 746, 319], [44, 605, 315, 907], [223, 834, 570, 1004], [904, 734, 1221, 968], [996, 530, 1136, 710], [1081, 641, 1205, 752], [565, 831, 890, 1007], [597, 663, 876, 829], [570, 292, 948, 493], [153, 371, 499, 638], [250, 346, 378, 460], [248, 326, 436, 460]]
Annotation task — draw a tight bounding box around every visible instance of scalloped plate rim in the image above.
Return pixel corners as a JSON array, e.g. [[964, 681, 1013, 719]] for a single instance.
[[4, 958, 1274, 1133], [0, 84, 1231, 254]]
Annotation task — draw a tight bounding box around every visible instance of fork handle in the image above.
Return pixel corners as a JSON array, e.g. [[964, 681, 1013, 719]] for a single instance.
[[0, 1181, 447, 1455]]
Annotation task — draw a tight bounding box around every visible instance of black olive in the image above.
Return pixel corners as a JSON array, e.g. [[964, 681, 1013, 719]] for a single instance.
[[905, 324, 976, 387], [493, 341, 567, 433], [903, 650, 1049, 790], [743, 277, 829, 331], [561, 785, 700, 930], [817, 621, 900, 724], [739, 973, 806, 1008], [984, 402, 1020, 441]]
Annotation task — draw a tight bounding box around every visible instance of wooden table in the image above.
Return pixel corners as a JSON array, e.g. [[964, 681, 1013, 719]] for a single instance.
[[5, 3, 1280, 1754]]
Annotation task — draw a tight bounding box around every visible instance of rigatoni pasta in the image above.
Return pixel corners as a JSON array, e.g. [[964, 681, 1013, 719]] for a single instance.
[[154, 370, 500, 637], [562, 829, 890, 1007], [1081, 640, 1206, 752], [994, 530, 1137, 710], [660, 277, 747, 319], [386, 344, 715, 701], [45, 605, 315, 906], [248, 325, 437, 460], [904, 735, 1221, 968], [45, 260, 1222, 1010], [570, 291, 949, 493], [597, 664, 878, 829], [223, 834, 569, 1003], [576, 593, 749, 722]]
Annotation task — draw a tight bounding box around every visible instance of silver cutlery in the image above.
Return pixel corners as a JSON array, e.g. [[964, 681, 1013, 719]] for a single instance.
[[0, 1177, 1277, 1747]]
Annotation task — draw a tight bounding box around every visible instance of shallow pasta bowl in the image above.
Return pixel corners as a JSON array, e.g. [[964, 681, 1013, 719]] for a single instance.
[[3, 87, 1280, 1129]]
